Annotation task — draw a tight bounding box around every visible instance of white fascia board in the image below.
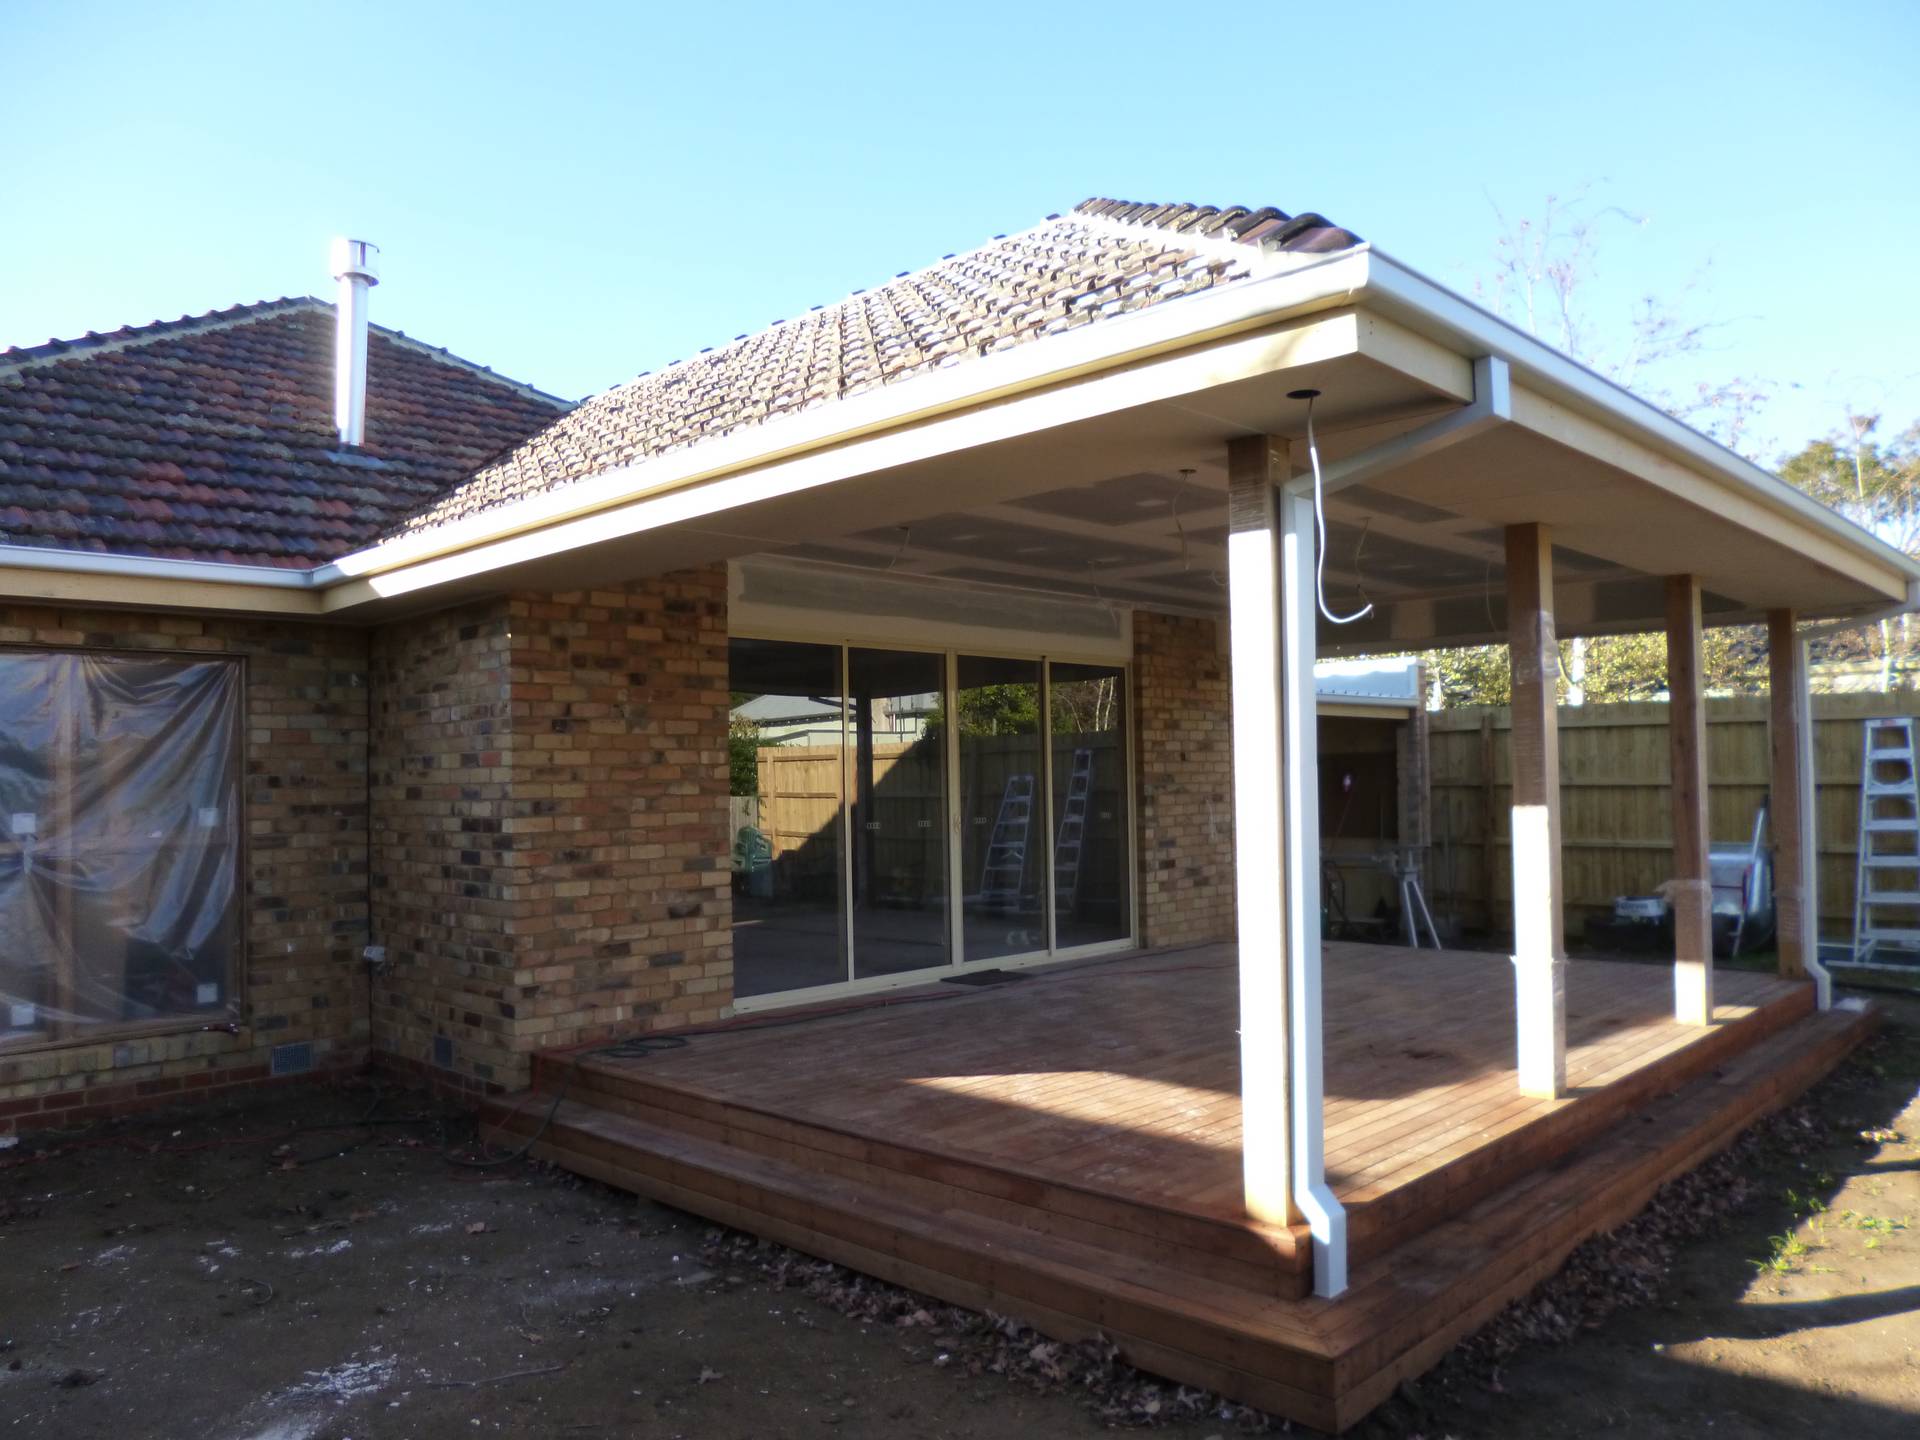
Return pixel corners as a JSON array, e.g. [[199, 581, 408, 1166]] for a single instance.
[[0, 543, 324, 614], [1361, 251, 1920, 599], [314, 249, 1376, 588]]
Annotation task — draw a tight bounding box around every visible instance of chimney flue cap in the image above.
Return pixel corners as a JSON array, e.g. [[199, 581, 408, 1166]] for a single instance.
[[330, 237, 380, 285]]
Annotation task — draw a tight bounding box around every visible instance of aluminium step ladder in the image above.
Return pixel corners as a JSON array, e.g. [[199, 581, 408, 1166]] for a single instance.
[[1052, 748, 1094, 917], [1853, 717, 1920, 960], [975, 773, 1035, 913]]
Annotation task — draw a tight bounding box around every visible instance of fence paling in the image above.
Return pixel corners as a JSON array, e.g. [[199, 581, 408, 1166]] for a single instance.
[[1427, 691, 1919, 937]]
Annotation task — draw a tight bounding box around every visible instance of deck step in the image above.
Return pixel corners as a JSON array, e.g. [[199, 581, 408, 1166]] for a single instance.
[[491, 1093, 1346, 1425], [489, 998, 1873, 1435], [537, 1055, 1315, 1295], [1323, 1000, 1874, 1427], [1319, 978, 1810, 1264]]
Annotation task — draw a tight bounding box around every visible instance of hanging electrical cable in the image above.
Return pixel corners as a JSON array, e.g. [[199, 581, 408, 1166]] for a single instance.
[[1171, 469, 1194, 572], [1295, 391, 1373, 625]]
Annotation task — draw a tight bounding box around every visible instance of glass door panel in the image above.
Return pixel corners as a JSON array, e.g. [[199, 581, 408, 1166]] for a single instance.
[[957, 655, 1047, 962], [727, 638, 846, 997], [848, 648, 949, 979], [1049, 662, 1130, 949]]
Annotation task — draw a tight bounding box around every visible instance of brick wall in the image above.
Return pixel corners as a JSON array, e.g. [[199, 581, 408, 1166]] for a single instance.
[[370, 567, 731, 1094], [368, 597, 516, 1090], [504, 571, 732, 1055], [0, 607, 370, 1134], [1133, 611, 1236, 947]]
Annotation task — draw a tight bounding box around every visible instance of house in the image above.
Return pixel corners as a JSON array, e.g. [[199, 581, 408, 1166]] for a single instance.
[[0, 200, 1906, 1429]]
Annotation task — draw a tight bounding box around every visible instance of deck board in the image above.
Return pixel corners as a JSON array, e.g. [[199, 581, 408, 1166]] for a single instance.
[[500, 941, 1868, 1432], [571, 942, 1801, 1228]]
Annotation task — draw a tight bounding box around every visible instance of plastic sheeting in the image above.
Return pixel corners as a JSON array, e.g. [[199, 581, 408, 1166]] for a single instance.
[[0, 651, 241, 1046]]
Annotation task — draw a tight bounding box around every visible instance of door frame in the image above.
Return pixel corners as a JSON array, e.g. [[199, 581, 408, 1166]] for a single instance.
[[729, 621, 1138, 1013]]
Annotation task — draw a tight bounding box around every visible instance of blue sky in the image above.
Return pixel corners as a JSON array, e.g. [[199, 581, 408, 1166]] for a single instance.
[[5, 1, 1916, 462]]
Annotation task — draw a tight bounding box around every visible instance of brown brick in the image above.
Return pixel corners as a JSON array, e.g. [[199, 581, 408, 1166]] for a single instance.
[[1134, 612, 1235, 948]]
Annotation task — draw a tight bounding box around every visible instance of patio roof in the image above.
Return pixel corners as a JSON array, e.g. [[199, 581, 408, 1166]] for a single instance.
[[3, 197, 1913, 638]]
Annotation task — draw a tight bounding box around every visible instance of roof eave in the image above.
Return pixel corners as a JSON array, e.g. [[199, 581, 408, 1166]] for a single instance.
[[0, 542, 326, 615], [312, 247, 1379, 590], [6, 242, 1914, 625], [1359, 248, 1920, 599]]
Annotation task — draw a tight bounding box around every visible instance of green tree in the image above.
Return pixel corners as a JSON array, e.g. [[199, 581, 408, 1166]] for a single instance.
[[729, 714, 774, 796], [1779, 415, 1920, 687], [954, 683, 1040, 736], [1780, 414, 1920, 553]]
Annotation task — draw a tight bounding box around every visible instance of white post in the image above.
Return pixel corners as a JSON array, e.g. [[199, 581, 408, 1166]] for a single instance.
[[1226, 436, 1294, 1231], [1666, 575, 1714, 1025], [1768, 612, 1832, 1008], [1279, 481, 1347, 1297], [1507, 523, 1568, 1098], [1796, 634, 1833, 1009]]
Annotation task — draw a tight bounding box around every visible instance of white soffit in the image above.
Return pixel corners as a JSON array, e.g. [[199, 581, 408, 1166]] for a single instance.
[[729, 557, 1132, 662]]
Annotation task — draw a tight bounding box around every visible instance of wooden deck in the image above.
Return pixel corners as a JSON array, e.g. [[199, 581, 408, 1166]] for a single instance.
[[490, 943, 1873, 1432]]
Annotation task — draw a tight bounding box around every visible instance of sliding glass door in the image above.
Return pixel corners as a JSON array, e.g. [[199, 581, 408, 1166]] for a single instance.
[[727, 636, 1132, 1002], [1048, 662, 1131, 949], [957, 655, 1045, 962], [727, 638, 847, 999], [848, 648, 949, 980]]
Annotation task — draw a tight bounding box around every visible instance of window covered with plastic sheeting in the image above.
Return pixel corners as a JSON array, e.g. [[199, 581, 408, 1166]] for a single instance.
[[0, 651, 242, 1050]]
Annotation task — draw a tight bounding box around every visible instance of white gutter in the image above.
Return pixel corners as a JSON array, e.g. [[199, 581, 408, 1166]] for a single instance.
[[1800, 586, 1920, 642], [0, 544, 317, 588]]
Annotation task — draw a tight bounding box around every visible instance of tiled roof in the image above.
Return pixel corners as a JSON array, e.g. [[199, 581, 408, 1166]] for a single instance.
[[390, 197, 1361, 540], [0, 299, 569, 568]]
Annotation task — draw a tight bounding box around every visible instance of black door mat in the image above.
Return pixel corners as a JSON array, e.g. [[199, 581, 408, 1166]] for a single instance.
[[940, 969, 1028, 987]]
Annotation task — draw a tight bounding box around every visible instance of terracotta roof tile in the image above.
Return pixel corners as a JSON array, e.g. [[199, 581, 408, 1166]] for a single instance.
[[0, 300, 569, 568], [389, 196, 1360, 541]]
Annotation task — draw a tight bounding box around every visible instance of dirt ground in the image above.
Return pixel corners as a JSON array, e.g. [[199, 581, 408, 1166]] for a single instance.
[[3, 994, 1918, 1440]]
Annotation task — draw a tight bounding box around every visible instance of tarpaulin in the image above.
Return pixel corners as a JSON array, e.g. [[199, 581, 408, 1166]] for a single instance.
[[0, 651, 241, 1045]]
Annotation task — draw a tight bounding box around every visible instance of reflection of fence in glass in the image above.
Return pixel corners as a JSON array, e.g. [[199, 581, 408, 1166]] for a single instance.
[[751, 731, 1124, 923]]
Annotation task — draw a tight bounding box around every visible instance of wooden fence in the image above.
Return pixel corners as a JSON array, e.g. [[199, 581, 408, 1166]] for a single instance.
[[1428, 691, 1920, 940]]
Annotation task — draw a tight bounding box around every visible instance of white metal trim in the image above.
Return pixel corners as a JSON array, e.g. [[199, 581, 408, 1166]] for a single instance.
[[0, 544, 316, 588], [1280, 485, 1347, 1298], [944, 648, 966, 971], [727, 938, 1141, 1014]]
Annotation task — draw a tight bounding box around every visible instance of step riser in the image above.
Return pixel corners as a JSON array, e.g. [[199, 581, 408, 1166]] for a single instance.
[[499, 1006, 1873, 1436], [520, 1068, 1310, 1297], [1344, 982, 1813, 1261], [1330, 1007, 1871, 1427], [538, 982, 1814, 1273], [497, 1004, 1873, 1436], [517, 1117, 1344, 1430]]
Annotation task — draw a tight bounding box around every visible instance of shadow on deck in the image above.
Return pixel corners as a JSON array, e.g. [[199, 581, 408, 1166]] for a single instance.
[[487, 942, 1872, 1432]]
